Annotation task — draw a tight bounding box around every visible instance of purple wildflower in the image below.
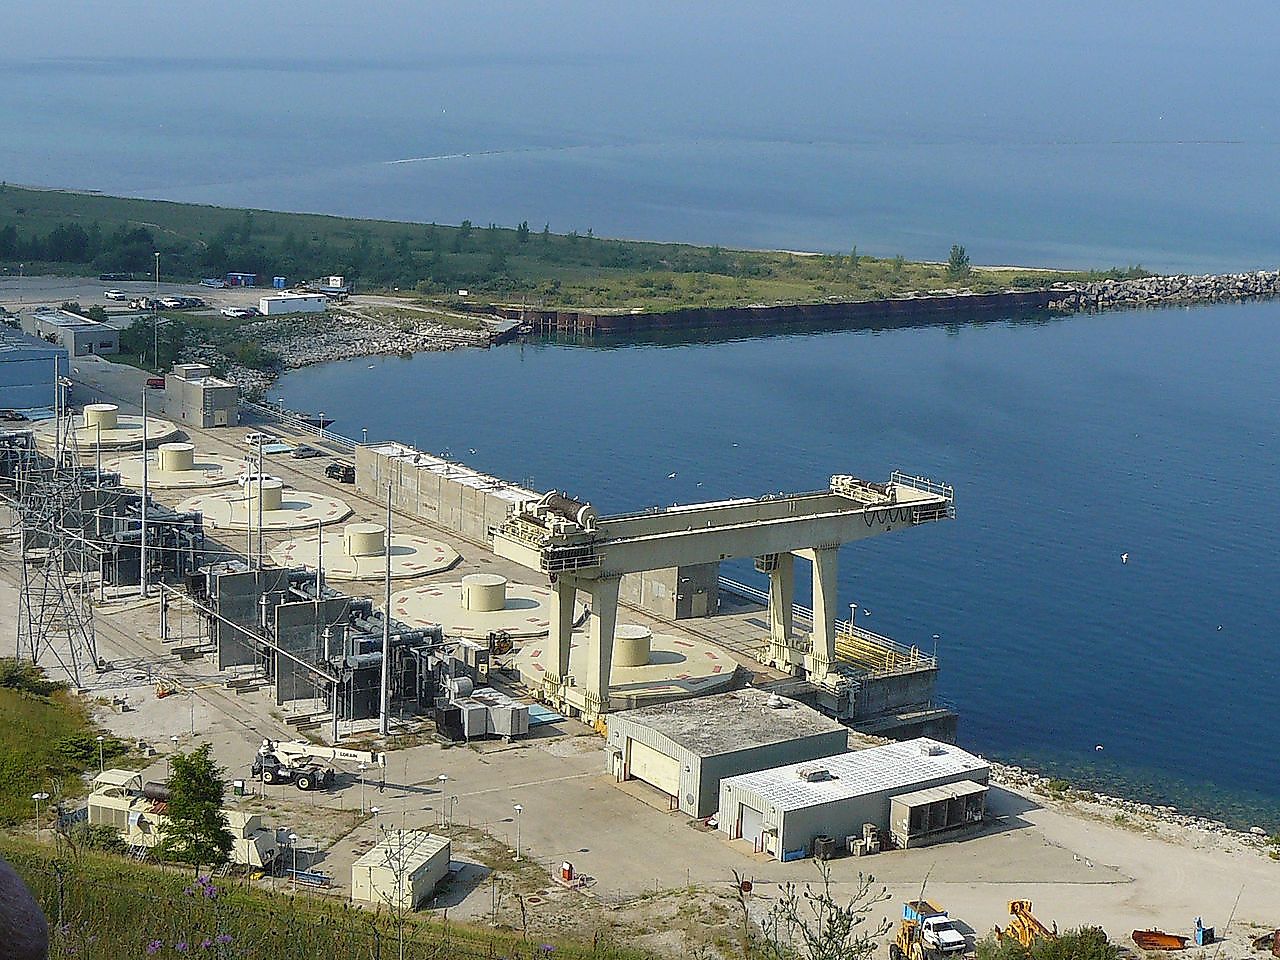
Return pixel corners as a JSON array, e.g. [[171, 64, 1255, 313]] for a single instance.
[[541, 946, 556, 954], [176, 940, 189, 953], [146, 941, 163, 956], [215, 934, 233, 945]]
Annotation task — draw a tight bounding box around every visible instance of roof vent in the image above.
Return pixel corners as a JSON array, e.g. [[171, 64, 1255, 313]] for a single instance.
[[766, 695, 789, 709], [797, 766, 832, 783], [920, 742, 945, 756]]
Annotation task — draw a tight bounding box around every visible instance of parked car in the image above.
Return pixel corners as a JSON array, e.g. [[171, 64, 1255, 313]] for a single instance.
[[291, 445, 325, 459], [243, 432, 277, 447], [325, 462, 356, 483], [200, 278, 227, 288], [178, 296, 205, 308], [103, 289, 127, 301], [159, 297, 185, 309], [98, 272, 131, 281], [221, 307, 252, 319]]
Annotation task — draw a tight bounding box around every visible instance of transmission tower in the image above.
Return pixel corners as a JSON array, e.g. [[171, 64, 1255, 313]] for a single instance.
[[15, 389, 100, 686]]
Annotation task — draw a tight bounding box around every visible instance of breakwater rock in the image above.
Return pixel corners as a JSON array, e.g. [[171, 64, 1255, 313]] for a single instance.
[[1050, 270, 1280, 311]]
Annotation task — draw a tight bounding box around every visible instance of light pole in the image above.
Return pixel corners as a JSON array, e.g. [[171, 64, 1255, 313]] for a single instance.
[[358, 762, 367, 814], [361, 427, 368, 445], [448, 795, 458, 827], [513, 803, 523, 861], [153, 252, 161, 368], [96, 735, 105, 774], [437, 774, 448, 826], [317, 411, 325, 442], [32, 792, 49, 839], [370, 805, 381, 842]]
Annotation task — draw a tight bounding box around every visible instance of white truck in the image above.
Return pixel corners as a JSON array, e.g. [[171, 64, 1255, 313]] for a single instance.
[[902, 900, 968, 955], [251, 739, 386, 791]]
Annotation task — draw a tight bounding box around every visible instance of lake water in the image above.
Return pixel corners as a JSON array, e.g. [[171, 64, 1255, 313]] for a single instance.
[[6, 3, 1280, 825], [277, 303, 1280, 829]]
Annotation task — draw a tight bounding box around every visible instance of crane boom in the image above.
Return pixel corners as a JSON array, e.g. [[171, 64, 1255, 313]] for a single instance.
[[260, 739, 386, 769]]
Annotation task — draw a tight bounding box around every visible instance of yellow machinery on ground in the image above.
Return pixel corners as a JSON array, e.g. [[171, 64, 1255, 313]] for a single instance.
[[890, 919, 929, 960], [996, 900, 1057, 948]]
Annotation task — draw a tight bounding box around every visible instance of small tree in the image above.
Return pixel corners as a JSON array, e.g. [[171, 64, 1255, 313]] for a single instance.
[[947, 244, 971, 280], [849, 245, 859, 274], [158, 744, 234, 873], [756, 861, 889, 960]]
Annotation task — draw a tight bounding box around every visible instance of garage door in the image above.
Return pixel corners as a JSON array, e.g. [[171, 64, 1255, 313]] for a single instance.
[[627, 739, 680, 797], [739, 803, 764, 845]]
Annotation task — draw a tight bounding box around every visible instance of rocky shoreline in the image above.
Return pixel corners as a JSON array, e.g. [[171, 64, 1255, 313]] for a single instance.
[[990, 760, 1279, 852], [1050, 269, 1280, 311]]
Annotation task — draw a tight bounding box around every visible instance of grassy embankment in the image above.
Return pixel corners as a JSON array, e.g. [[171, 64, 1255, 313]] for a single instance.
[[3, 836, 650, 960], [0, 659, 131, 825], [0, 184, 1133, 316]]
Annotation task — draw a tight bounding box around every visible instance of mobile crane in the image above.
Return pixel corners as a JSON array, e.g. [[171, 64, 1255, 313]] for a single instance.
[[251, 739, 387, 791]]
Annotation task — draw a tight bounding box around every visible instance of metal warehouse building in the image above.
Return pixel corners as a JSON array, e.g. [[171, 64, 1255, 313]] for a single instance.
[[719, 737, 989, 859], [351, 830, 451, 909], [605, 688, 850, 817], [0, 327, 67, 410]]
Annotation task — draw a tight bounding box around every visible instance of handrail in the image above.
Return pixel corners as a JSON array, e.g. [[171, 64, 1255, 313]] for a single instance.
[[238, 399, 357, 452]]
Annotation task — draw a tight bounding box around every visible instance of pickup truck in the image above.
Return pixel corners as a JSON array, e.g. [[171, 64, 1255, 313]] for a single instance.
[[903, 901, 967, 955]]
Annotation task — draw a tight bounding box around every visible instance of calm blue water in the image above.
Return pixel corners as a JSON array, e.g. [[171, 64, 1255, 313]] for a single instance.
[[4, 2, 1280, 271], [277, 304, 1280, 828]]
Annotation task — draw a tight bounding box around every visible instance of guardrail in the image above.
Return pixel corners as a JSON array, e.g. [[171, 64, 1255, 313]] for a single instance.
[[718, 576, 936, 675], [238, 399, 357, 452]]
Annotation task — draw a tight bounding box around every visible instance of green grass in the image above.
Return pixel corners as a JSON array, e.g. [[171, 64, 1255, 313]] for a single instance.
[[0, 184, 1111, 313], [2, 837, 652, 960], [0, 660, 130, 825]]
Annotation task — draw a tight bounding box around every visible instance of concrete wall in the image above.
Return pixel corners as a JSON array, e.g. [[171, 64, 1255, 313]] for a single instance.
[[357, 444, 535, 544], [212, 566, 291, 670], [852, 666, 939, 719], [620, 563, 721, 620], [273, 597, 352, 705]]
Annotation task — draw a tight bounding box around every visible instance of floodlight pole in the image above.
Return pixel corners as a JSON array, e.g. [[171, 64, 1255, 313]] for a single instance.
[[378, 482, 392, 736]]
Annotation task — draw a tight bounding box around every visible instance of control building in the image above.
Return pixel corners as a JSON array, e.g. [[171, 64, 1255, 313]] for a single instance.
[[22, 307, 118, 357], [351, 831, 451, 909], [604, 688, 850, 817], [165, 362, 239, 428], [718, 737, 989, 859]]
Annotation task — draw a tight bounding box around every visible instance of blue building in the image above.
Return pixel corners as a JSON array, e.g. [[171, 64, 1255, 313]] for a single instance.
[[0, 326, 69, 411]]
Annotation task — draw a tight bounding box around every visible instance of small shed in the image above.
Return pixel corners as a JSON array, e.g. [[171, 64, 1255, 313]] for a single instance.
[[351, 830, 450, 910], [604, 688, 849, 817], [718, 738, 988, 859], [259, 293, 326, 316]]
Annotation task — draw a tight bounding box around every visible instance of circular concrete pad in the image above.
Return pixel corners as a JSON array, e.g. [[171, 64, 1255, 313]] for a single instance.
[[268, 531, 460, 581], [32, 413, 180, 452], [176, 487, 353, 530], [390, 580, 585, 638], [102, 450, 247, 490], [515, 628, 737, 708]]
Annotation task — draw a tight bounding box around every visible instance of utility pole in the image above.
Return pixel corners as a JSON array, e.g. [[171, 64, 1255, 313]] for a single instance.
[[378, 482, 392, 736], [140, 390, 149, 598], [256, 433, 264, 563], [153, 252, 161, 369]]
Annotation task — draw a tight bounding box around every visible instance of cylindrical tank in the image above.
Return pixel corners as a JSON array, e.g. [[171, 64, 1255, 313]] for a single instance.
[[343, 522, 386, 557], [244, 476, 283, 511], [461, 573, 507, 612], [446, 676, 474, 699], [83, 403, 119, 430], [612, 623, 653, 667], [158, 441, 195, 472]]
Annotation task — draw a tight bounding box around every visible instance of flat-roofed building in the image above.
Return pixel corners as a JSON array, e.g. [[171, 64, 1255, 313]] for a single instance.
[[604, 688, 851, 817], [22, 307, 118, 357], [165, 362, 239, 428], [718, 737, 989, 859]]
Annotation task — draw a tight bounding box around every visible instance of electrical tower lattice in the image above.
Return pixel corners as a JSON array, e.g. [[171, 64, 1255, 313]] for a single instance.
[[15, 405, 99, 686]]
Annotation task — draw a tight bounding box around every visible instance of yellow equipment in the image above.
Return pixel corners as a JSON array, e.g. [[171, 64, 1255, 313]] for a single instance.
[[889, 919, 930, 960], [996, 900, 1057, 948]]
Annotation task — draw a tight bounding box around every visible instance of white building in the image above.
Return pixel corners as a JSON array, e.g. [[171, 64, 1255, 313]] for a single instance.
[[604, 688, 851, 817], [258, 293, 327, 316], [351, 830, 451, 910], [718, 738, 989, 860]]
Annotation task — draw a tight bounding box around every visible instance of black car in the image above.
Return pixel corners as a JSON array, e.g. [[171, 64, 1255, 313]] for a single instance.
[[291, 445, 325, 459], [325, 462, 355, 483], [98, 272, 132, 281]]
